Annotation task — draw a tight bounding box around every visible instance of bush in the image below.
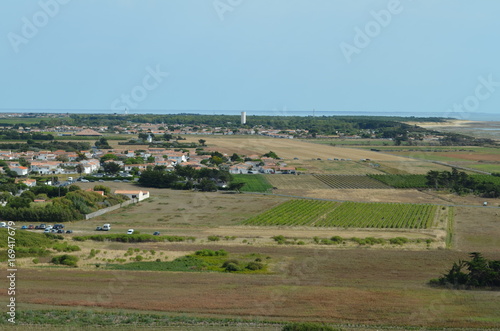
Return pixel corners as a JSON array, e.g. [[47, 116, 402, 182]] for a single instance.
[[51, 254, 79, 267], [330, 236, 343, 243], [53, 242, 81, 252], [195, 249, 227, 257], [222, 259, 240, 268], [389, 237, 409, 245], [246, 262, 264, 270], [207, 235, 220, 242], [224, 262, 240, 272]]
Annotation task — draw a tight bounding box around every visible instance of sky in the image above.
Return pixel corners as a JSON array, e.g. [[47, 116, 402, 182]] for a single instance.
[[1, 0, 500, 119]]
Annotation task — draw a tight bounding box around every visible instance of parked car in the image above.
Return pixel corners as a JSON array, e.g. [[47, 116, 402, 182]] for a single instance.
[[81, 179, 89, 183], [57, 229, 64, 233], [21, 225, 28, 229], [95, 226, 103, 231], [44, 228, 51, 233], [28, 224, 34, 229], [153, 231, 160, 236], [38, 224, 47, 230], [127, 229, 134, 235], [53, 224, 64, 230], [66, 230, 73, 234], [0, 222, 7, 228]]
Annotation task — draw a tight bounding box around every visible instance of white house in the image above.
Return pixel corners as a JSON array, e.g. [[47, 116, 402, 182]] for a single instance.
[[10, 166, 29, 176], [114, 190, 150, 202]]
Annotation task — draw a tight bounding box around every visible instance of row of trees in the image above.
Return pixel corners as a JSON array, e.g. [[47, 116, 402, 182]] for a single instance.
[[431, 253, 500, 289], [0, 130, 54, 141], [138, 165, 237, 191], [0, 184, 126, 223], [426, 169, 500, 197]]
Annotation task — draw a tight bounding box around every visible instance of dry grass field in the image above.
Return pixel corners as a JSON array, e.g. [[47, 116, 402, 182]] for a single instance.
[[10, 249, 500, 328], [4, 134, 500, 329], [202, 136, 411, 162]]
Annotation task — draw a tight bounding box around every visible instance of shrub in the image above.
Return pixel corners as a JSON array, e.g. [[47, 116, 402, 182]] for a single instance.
[[330, 236, 343, 243], [195, 249, 227, 257], [246, 262, 264, 270], [224, 262, 240, 272], [53, 242, 81, 252], [135, 255, 143, 262], [51, 254, 79, 267], [207, 235, 220, 242], [390, 237, 409, 245], [222, 259, 240, 268]]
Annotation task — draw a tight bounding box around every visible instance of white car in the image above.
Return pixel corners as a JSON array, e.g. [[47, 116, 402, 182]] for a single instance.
[[127, 229, 134, 235]]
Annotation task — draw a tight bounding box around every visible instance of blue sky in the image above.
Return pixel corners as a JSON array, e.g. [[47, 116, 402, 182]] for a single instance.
[[1, 0, 499, 118]]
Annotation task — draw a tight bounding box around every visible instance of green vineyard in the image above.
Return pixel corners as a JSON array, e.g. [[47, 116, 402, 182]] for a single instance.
[[232, 174, 274, 192], [313, 175, 390, 189], [368, 174, 429, 188], [242, 200, 437, 229]]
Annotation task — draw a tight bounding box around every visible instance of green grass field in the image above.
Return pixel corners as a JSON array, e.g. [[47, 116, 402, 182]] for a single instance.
[[232, 174, 274, 192], [468, 164, 500, 173]]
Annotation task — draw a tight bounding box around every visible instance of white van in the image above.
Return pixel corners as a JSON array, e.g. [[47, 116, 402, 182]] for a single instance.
[[102, 224, 111, 231]]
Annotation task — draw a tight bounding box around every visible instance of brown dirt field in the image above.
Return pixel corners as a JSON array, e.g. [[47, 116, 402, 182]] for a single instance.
[[203, 136, 415, 162], [10, 249, 500, 328], [265, 175, 331, 190], [441, 153, 500, 162], [375, 160, 452, 174]]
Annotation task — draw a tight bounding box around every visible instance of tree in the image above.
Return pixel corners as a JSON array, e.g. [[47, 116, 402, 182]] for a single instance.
[[198, 139, 206, 146], [229, 182, 245, 192], [197, 178, 217, 192], [56, 155, 69, 162], [230, 153, 241, 162], [263, 151, 279, 159], [95, 137, 112, 149], [93, 185, 111, 195], [76, 151, 88, 161], [76, 164, 85, 177], [103, 162, 122, 174]]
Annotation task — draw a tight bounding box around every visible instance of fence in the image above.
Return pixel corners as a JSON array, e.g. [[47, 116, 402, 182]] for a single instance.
[[84, 198, 137, 220]]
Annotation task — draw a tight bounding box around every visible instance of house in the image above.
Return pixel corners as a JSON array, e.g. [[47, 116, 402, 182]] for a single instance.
[[114, 190, 150, 201], [20, 178, 37, 187], [10, 166, 29, 176], [30, 161, 62, 175], [229, 164, 252, 174]]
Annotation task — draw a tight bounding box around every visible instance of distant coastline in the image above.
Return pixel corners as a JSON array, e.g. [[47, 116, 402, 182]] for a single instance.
[[0, 109, 499, 122]]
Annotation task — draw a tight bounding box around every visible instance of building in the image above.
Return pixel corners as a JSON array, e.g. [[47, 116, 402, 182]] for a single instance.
[[241, 111, 246, 125], [114, 190, 150, 202]]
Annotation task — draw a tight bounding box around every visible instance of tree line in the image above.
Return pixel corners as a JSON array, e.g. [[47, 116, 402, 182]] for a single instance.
[[426, 168, 500, 197], [430, 252, 500, 289]]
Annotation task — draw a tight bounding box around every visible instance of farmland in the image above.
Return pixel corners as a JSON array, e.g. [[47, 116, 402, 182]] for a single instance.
[[232, 174, 273, 192], [313, 175, 390, 189], [243, 200, 439, 229], [2, 128, 500, 329]]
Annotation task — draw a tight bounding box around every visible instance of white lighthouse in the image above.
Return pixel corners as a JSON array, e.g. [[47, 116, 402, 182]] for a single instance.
[[241, 111, 247, 125]]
